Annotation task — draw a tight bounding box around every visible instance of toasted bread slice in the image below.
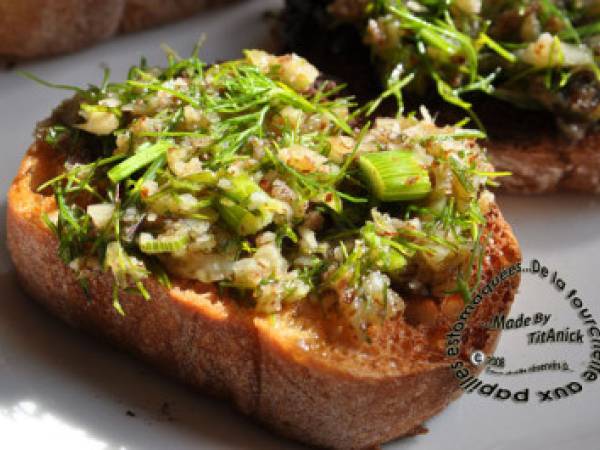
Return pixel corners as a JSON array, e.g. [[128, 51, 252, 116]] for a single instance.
[[0, 0, 124, 60], [280, 0, 600, 195], [486, 135, 600, 194], [451, 95, 600, 194], [0, 0, 237, 61], [120, 0, 235, 33], [7, 138, 521, 448]]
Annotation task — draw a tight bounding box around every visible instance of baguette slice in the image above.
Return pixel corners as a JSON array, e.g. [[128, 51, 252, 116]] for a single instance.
[[120, 0, 233, 33], [0, 0, 124, 60], [280, 0, 600, 195], [486, 134, 600, 194], [7, 140, 521, 449], [457, 95, 600, 194], [0, 0, 237, 61]]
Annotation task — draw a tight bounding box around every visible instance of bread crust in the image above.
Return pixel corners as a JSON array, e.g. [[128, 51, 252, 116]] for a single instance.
[[0, 0, 237, 61], [7, 141, 521, 449], [487, 135, 600, 194], [119, 0, 231, 33], [0, 0, 124, 60]]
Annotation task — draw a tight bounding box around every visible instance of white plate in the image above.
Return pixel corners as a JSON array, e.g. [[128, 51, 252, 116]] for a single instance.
[[1, 1, 599, 449]]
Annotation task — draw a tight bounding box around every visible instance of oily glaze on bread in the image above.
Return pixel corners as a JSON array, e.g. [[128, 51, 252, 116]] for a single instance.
[[0, 0, 237, 61], [7, 139, 521, 449]]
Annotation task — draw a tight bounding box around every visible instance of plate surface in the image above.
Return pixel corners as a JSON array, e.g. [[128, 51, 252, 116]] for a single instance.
[[1, 1, 599, 449]]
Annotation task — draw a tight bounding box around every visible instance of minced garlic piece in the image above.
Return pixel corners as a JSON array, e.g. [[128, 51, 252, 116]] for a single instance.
[[76, 111, 119, 135]]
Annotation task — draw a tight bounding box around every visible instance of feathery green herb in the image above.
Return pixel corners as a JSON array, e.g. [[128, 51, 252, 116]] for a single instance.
[[334, 0, 600, 137], [31, 46, 500, 336]]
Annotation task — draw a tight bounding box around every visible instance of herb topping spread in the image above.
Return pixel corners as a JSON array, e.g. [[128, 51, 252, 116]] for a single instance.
[[328, 0, 600, 138], [37, 49, 501, 335]]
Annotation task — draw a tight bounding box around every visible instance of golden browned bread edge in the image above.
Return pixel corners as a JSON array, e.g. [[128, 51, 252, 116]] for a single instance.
[[0, 0, 238, 61], [119, 0, 238, 33], [0, 0, 124, 60], [7, 141, 521, 449], [487, 132, 600, 194]]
